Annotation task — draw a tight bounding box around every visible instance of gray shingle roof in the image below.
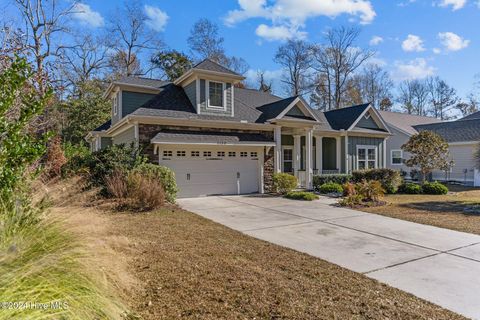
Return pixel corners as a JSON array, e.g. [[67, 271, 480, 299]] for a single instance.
[[379, 110, 440, 135], [414, 119, 480, 142], [116, 76, 169, 89], [461, 111, 480, 121], [93, 120, 111, 132], [322, 103, 370, 130], [192, 59, 240, 76], [151, 130, 274, 145]]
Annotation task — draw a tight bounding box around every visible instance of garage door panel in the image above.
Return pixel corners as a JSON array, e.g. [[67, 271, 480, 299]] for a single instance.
[[160, 155, 260, 198]]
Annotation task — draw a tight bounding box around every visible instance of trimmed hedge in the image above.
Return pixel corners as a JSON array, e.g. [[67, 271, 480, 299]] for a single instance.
[[285, 191, 319, 201], [352, 169, 402, 194], [422, 181, 448, 195], [319, 182, 343, 194], [273, 173, 298, 194], [313, 174, 352, 191], [398, 183, 422, 194]]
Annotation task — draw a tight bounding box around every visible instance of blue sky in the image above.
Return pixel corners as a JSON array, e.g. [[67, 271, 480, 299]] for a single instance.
[[3, 0, 479, 99]]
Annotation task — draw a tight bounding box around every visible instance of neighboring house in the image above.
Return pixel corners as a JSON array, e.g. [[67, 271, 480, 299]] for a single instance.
[[379, 111, 441, 175], [86, 59, 391, 198], [414, 117, 480, 186]]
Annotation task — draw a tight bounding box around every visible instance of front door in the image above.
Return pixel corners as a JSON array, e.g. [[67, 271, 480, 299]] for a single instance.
[[282, 147, 293, 174]]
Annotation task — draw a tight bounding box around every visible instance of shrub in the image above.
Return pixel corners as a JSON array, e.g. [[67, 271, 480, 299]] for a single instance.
[[352, 169, 402, 194], [422, 181, 448, 195], [85, 144, 146, 189], [342, 182, 357, 197], [130, 163, 178, 203], [339, 194, 363, 207], [43, 136, 67, 179], [105, 169, 128, 199], [313, 174, 352, 191], [319, 182, 343, 194], [126, 172, 165, 210], [398, 183, 422, 194], [272, 173, 298, 194], [285, 191, 319, 201], [356, 180, 385, 202]]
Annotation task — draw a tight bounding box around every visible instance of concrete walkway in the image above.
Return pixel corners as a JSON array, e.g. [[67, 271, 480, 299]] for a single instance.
[[178, 195, 480, 319]]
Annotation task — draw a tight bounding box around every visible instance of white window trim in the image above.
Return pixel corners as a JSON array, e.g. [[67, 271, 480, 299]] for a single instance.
[[206, 80, 227, 111], [391, 149, 403, 166], [356, 145, 378, 170]]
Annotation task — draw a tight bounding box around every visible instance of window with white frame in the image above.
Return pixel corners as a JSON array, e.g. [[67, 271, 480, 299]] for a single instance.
[[163, 150, 173, 157], [191, 151, 200, 157], [357, 146, 376, 170], [203, 151, 212, 157], [228, 151, 236, 157], [217, 151, 225, 157], [176, 151, 186, 157], [240, 151, 248, 157], [250, 152, 258, 158], [207, 81, 224, 108], [391, 150, 403, 165]]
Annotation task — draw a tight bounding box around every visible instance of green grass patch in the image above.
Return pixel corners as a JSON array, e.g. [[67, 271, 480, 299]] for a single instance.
[[0, 206, 125, 320], [285, 191, 319, 201]]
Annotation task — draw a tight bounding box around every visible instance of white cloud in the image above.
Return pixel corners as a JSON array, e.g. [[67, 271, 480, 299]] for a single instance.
[[225, 0, 376, 41], [433, 48, 442, 54], [369, 36, 383, 46], [401, 34, 425, 52], [144, 5, 169, 32], [255, 24, 306, 41], [438, 32, 470, 51], [392, 58, 435, 81], [72, 3, 104, 28], [438, 0, 466, 10]]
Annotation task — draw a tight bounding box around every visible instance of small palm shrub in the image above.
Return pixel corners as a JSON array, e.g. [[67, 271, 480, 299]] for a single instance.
[[398, 183, 422, 194], [422, 181, 448, 195], [272, 173, 298, 194], [285, 191, 319, 201], [356, 180, 385, 202], [319, 182, 343, 194], [339, 194, 363, 207]]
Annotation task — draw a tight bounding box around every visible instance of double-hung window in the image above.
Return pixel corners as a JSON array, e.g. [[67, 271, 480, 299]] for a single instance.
[[357, 146, 376, 170], [207, 81, 224, 109], [391, 150, 403, 165]]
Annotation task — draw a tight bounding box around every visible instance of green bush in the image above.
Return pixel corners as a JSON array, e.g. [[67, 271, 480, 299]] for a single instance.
[[339, 194, 363, 207], [131, 163, 178, 203], [398, 183, 422, 194], [352, 169, 402, 194], [272, 173, 298, 194], [319, 182, 343, 194], [313, 174, 352, 191], [85, 144, 147, 189], [356, 180, 385, 202], [285, 191, 319, 201], [422, 181, 448, 195]]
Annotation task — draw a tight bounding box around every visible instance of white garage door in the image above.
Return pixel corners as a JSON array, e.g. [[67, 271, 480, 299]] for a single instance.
[[159, 149, 261, 198]]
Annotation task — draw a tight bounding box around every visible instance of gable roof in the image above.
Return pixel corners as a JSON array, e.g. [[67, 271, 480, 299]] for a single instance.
[[379, 110, 441, 135], [461, 111, 480, 121], [93, 119, 111, 132], [192, 59, 240, 76], [322, 103, 370, 130], [255, 96, 298, 123], [414, 118, 480, 143]]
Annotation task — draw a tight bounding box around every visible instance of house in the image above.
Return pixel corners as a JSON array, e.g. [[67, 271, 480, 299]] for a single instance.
[[414, 115, 480, 186], [379, 111, 441, 175], [87, 59, 391, 198]]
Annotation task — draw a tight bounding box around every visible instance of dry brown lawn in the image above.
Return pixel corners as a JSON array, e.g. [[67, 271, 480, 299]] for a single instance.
[[361, 186, 480, 235], [46, 179, 464, 320]]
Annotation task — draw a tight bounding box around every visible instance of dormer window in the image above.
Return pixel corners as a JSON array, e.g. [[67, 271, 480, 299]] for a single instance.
[[207, 80, 225, 110]]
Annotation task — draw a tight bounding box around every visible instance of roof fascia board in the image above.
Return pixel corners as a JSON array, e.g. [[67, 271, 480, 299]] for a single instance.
[[347, 104, 390, 133], [275, 97, 321, 122]]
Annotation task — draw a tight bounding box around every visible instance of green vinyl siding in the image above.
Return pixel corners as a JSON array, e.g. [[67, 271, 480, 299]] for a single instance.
[[199, 79, 233, 117], [355, 115, 381, 130], [122, 91, 156, 118], [184, 80, 196, 107], [347, 136, 385, 172], [112, 127, 136, 146], [322, 137, 337, 170]]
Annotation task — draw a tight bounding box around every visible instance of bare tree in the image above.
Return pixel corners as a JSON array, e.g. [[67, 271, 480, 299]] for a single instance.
[[57, 35, 109, 91], [107, 1, 163, 77], [187, 18, 249, 74], [312, 27, 374, 110], [397, 80, 429, 115], [456, 94, 479, 117], [426, 76, 458, 120], [355, 64, 393, 109], [256, 71, 272, 93], [274, 39, 313, 96], [14, 0, 76, 90]]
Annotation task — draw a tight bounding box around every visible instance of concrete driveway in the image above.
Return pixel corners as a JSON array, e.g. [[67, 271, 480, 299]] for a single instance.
[[178, 195, 480, 319]]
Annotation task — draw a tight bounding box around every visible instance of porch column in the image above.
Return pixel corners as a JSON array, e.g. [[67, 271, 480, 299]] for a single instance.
[[335, 137, 341, 172], [344, 135, 349, 174], [293, 135, 301, 177], [306, 129, 313, 189], [315, 136, 322, 174], [274, 126, 282, 173]]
